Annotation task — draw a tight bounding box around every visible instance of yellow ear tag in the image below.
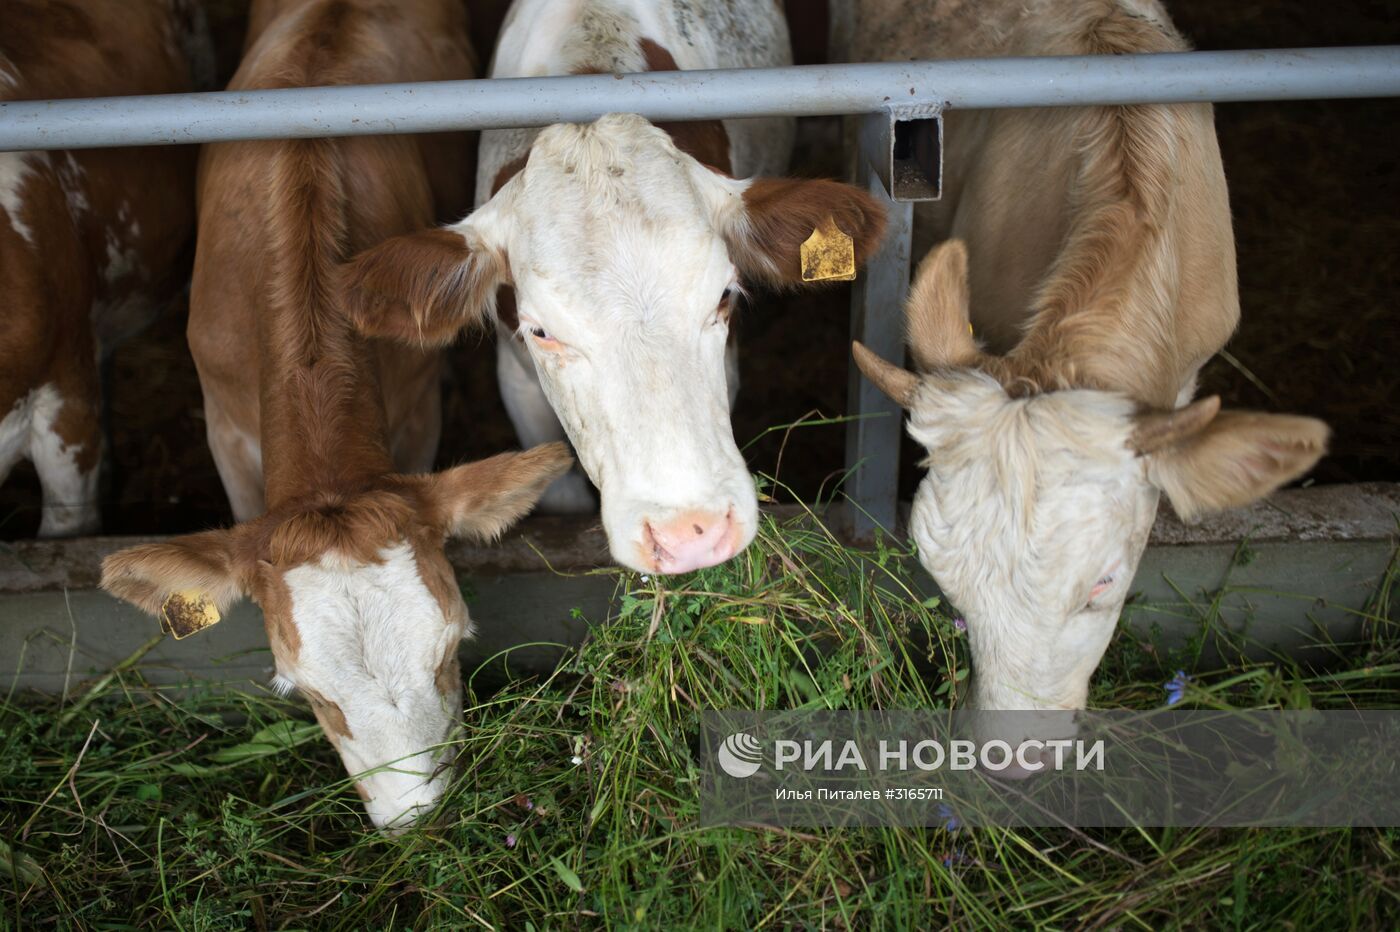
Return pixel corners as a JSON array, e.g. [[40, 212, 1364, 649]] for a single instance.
[[160, 589, 222, 640], [800, 215, 857, 283]]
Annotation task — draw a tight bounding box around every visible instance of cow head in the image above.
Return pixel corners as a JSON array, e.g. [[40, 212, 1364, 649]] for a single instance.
[[341, 114, 886, 574], [855, 241, 1328, 714], [101, 444, 571, 831]]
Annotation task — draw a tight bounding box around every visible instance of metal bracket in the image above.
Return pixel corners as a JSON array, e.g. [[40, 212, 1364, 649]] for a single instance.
[[872, 104, 944, 203]]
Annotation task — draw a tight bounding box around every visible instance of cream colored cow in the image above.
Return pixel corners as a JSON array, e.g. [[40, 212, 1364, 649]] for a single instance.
[[850, 0, 1328, 719]]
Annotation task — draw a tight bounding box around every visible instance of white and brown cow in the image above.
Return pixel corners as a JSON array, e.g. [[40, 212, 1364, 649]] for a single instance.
[[342, 0, 888, 575], [0, 0, 209, 536], [849, 0, 1328, 719], [101, 0, 572, 832]]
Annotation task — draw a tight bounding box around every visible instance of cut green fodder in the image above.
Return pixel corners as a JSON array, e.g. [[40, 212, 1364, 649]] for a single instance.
[[3, 513, 1398, 928]]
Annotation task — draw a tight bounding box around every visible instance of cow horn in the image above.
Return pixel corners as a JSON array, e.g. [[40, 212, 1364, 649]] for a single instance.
[[852, 341, 919, 407], [1130, 395, 1222, 454]]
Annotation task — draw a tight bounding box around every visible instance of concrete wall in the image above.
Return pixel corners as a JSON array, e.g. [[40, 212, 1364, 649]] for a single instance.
[[3, 486, 1396, 696]]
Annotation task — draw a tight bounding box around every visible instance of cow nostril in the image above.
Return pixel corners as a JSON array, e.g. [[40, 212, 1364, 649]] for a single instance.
[[693, 524, 703, 536]]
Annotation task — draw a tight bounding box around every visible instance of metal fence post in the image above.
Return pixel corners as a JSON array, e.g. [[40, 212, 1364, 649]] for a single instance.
[[844, 112, 913, 541], [843, 105, 942, 541]]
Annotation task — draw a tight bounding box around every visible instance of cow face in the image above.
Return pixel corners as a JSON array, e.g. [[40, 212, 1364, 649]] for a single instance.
[[342, 114, 886, 574], [855, 241, 1328, 714], [102, 445, 571, 831]]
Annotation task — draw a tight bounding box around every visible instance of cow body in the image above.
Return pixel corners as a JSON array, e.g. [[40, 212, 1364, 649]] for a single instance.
[[103, 0, 571, 832], [343, 0, 886, 574], [852, 0, 1237, 407], [0, 0, 208, 536], [849, 0, 1327, 717], [191, 0, 477, 521]]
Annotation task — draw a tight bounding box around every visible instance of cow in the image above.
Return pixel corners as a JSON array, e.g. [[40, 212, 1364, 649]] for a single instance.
[[340, 0, 889, 575], [847, 0, 1329, 725], [100, 0, 573, 832], [0, 0, 210, 536]]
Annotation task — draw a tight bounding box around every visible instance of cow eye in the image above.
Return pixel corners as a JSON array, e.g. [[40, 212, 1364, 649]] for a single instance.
[[716, 285, 741, 324], [1085, 573, 1116, 607], [529, 326, 549, 340]]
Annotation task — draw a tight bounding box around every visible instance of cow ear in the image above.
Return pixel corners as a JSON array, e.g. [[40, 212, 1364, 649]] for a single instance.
[[723, 178, 887, 288], [341, 212, 508, 347], [101, 528, 251, 617], [1141, 407, 1329, 522], [408, 443, 575, 542]]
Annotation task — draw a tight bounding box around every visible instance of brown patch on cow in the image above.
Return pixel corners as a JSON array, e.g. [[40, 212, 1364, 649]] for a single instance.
[[655, 119, 732, 175], [411, 538, 466, 626], [638, 39, 732, 174], [638, 37, 677, 73], [303, 686, 355, 742], [48, 387, 102, 474], [341, 228, 501, 347], [254, 562, 302, 662], [47, 380, 102, 475], [729, 178, 887, 288]]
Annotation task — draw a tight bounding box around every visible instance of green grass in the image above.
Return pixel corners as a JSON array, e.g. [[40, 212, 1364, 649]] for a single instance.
[[3, 508, 1399, 929]]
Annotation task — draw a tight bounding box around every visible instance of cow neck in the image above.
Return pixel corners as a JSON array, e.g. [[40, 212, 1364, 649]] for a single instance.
[[257, 302, 396, 511]]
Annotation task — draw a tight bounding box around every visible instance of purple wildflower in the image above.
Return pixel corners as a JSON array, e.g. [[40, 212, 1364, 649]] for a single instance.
[[953, 617, 967, 633], [936, 802, 962, 832], [505, 834, 517, 849], [1164, 670, 1191, 707]]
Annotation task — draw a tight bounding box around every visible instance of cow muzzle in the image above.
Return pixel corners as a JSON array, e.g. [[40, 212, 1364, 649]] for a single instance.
[[639, 507, 746, 574]]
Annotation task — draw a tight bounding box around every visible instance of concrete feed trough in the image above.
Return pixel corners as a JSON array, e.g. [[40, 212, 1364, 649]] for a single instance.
[[3, 485, 1394, 696]]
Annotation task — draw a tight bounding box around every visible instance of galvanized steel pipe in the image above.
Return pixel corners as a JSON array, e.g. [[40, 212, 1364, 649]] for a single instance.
[[1, 46, 1397, 151]]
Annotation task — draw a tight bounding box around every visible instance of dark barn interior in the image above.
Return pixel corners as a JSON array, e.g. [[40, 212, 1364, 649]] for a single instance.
[[2, 0, 1395, 539]]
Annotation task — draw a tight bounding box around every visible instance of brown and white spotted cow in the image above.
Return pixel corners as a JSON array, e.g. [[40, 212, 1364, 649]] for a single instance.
[[101, 0, 572, 832], [0, 0, 210, 536], [342, 0, 888, 575], [847, 0, 1328, 728]]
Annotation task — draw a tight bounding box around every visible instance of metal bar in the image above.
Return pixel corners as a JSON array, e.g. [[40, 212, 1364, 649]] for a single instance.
[[2, 47, 1398, 151], [844, 112, 914, 542]]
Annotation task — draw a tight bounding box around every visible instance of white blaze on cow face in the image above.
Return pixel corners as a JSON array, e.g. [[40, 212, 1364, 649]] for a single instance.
[[269, 542, 466, 833], [478, 117, 755, 574]]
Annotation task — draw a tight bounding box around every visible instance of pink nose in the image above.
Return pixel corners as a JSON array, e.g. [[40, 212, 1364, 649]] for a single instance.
[[642, 509, 739, 574]]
